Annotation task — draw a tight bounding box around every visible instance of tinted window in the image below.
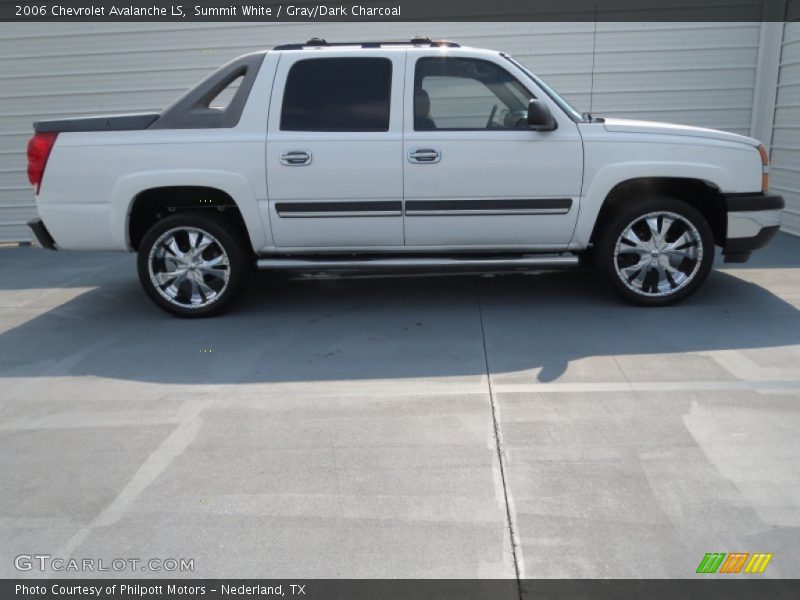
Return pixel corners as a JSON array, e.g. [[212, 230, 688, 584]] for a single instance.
[[414, 57, 533, 131], [281, 58, 392, 132]]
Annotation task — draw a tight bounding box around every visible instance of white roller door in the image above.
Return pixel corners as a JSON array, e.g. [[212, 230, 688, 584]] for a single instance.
[[771, 8, 800, 235], [0, 20, 764, 241]]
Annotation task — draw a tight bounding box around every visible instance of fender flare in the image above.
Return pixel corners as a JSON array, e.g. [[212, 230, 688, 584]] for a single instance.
[[573, 161, 731, 245], [110, 169, 271, 251]]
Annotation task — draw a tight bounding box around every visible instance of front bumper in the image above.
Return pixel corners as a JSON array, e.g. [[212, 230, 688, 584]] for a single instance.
[[27, 218, 57, 250], [723, 193, 784, 263]]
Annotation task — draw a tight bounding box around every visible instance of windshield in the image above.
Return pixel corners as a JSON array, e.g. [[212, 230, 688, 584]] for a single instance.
[[502, 55, 584, 122]]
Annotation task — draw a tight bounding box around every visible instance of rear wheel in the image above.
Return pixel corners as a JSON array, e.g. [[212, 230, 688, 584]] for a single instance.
[[595, 196, 714, 306], [137, 213, 249, 317]]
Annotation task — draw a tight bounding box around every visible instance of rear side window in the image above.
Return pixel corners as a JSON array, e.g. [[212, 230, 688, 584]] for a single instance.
[[281, 58, 392, 132]]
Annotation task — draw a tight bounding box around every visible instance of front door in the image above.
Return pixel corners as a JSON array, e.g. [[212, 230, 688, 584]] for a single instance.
[[267, 52, 405, 249], [403, 52, 583, 250]]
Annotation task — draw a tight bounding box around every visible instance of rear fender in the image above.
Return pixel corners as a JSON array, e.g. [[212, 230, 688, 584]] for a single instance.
[[111, 170, 271, 251]]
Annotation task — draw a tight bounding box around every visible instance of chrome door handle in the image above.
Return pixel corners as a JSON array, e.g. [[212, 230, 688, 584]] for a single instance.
[[408, 148, 441, 164], [280, 150, 312, 166]]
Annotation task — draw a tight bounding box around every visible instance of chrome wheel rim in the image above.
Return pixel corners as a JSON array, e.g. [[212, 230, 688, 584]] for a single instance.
[[614, 211, 703, 297], [148, 227, 230, 309]]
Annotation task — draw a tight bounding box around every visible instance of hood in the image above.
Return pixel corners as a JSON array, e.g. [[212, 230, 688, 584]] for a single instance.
[[602, 118, 760, 147]]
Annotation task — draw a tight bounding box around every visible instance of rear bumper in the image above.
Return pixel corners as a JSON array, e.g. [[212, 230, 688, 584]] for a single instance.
[[723, 193, 784, 263], [27, 218, 57, 250]]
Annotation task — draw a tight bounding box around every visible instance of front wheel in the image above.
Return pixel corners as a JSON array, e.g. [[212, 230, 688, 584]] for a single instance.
[[137, 213, 249, 317], [595, 196, 715, 306]]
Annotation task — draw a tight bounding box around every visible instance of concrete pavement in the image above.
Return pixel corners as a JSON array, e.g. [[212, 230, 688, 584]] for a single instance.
[[0, 234, 799, 579]]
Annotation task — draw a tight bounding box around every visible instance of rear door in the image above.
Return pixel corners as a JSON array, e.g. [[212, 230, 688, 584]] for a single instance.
[[266, 51, 404, 249], [402, 51, 583, 249]]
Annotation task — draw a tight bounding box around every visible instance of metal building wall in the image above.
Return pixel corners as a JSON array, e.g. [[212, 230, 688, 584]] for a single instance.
[[0, 21, 765, 241], [771, 8, 800, 235]]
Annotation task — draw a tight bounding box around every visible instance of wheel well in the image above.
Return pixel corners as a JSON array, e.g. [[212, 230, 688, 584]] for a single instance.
[[128, 186, 248, 250], [589, 178, 727, 247]]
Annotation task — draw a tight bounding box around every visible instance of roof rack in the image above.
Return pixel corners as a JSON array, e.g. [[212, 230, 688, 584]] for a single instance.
[[273, 37, 461, 51]]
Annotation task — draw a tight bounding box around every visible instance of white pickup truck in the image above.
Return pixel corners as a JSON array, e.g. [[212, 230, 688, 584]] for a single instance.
[[27, 38, 784, 317]]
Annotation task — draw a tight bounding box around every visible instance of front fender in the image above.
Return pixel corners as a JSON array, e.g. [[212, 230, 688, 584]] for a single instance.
[[573, 161, 732, 246]]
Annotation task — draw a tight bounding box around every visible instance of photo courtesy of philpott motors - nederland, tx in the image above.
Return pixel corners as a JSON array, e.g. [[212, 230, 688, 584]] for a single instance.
[[15, 583, 226, 597]]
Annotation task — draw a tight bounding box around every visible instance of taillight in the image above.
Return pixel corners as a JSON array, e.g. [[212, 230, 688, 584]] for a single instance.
[[758, 144, 769, 192], [27, 131, 58, 194]]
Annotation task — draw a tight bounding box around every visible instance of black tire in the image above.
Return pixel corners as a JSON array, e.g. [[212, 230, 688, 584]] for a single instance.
[[594, 195, 715, 306], [137, 213, 249, 317]]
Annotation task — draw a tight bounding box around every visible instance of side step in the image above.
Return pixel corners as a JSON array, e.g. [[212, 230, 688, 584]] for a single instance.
[[256, 254, 579, 271]]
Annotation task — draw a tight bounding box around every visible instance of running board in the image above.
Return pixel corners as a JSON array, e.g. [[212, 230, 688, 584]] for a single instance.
[[256, 255, 579, 271]]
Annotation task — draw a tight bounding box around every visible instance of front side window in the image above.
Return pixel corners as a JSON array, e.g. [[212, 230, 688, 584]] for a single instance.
[[414, 57, 534, 131], [281, 57, 392, 132]]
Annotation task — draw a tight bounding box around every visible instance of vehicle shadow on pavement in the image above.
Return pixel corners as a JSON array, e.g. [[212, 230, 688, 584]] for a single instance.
[[724, 233, 800, 269], [479, 266, 799, 383], [0, 252, 798, 385]]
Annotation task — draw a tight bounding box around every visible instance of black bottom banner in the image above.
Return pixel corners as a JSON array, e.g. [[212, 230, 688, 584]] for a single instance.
[[3, 579, 800, 600]]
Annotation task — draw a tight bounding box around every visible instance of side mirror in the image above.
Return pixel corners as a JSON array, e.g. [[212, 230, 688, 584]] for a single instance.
[[527, 99, 557, 131]]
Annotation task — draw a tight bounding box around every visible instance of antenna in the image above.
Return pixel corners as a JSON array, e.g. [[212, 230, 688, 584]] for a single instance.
[[588, 4, 598, 116]]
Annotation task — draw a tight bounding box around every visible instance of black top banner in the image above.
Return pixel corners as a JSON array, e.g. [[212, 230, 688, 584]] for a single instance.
[[1, 0, 797, 22]]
